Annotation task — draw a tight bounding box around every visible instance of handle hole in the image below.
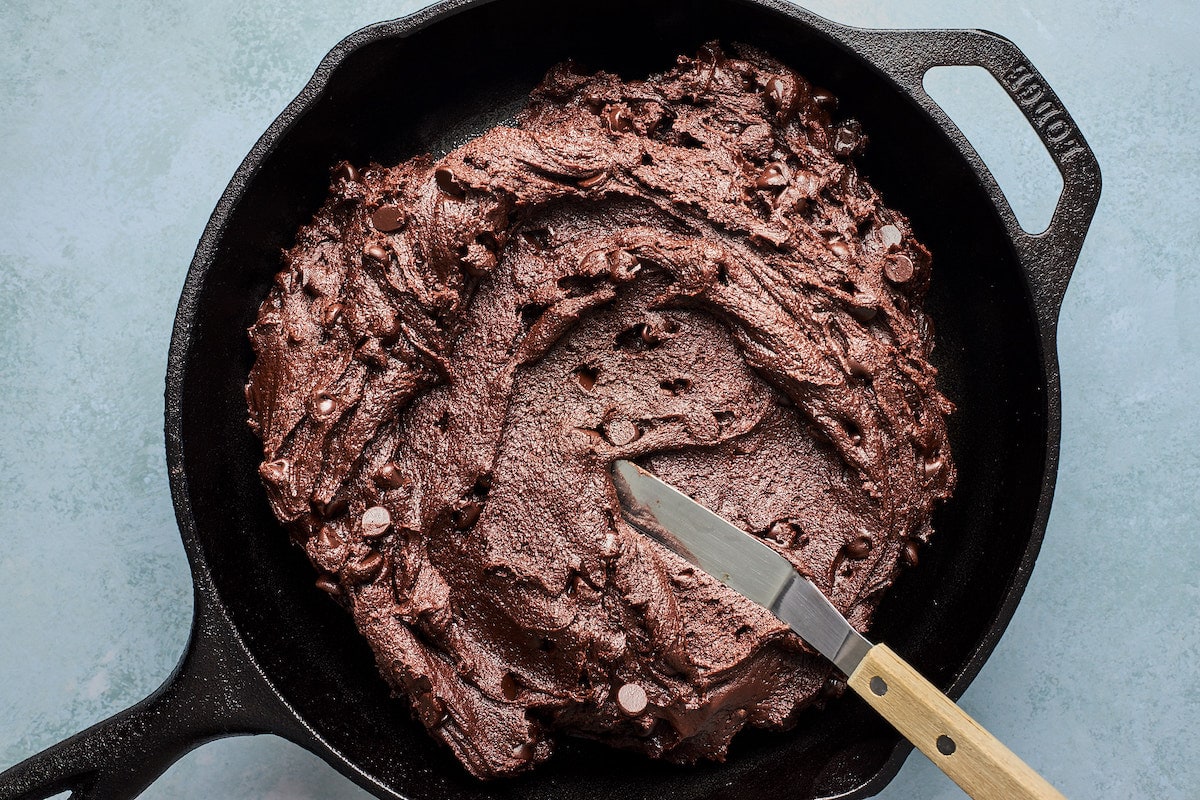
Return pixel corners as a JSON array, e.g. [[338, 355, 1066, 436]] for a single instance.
[[936, 734, 957, 756], [923, 66, 1063, 235]]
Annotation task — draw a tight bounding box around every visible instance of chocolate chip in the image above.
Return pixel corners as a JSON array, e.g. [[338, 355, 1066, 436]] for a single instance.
[[375, 313, 402, 345], [849, 291, 878, 322], [828, 240, 851, 260], [321, 302, 344, 326], [617, 682, 648, 716], [764, 75, 789, 108], [332, 161, 359, 183], [343, 551, 384, 583], [811, 86, 837, 110], [434, 167, 467, 199], [312, 495, 347, 519], [923, 455, 944, 478], [259, 459, 290, 486], [763, 74, 804, 120], [659, 377, 691, 395], [316, 525, 342, 552], [315, 575, 341, 596], [603, 105, 635, 133], [452, 500, 482, 530], [573, 365, 599, 391], [639, 322, 661, 348], [374, 462, 409, 490], [833, 121, 864, 158], [606, 249, 641, 281], [614, 322, 659, 351], [370, 204, 406, 232], [878, 224, 903, 251], [847, 356, 871, 378], [755, 161, 790, 189], [364, 243, 389, 262], [845, 533, 873, 560], [312, 390, 337, 419], [792, 169, 820, 199], [577, 170, 608, 188], [884, 253, 915, 284], [903, 539, 920, 567], [602, 418, 641, 446], [501, 672, 520, 701], [362, 505, 392, 538], [511, 742, 534, 761], [768, 520, 795, 546], [820, 675, 847, 698]]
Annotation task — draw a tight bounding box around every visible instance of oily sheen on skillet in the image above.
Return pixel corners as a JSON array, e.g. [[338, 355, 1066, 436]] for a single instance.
[[0, 1, 1098, 799]]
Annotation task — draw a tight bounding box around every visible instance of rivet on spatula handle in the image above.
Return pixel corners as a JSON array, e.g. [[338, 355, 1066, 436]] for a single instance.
[[847, 644, 1067, 800]]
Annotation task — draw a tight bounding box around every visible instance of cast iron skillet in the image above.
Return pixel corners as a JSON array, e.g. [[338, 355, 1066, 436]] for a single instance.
[[0, 0, 1100, 798]]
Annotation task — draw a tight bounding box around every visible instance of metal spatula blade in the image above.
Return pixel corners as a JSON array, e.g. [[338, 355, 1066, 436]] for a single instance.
[[610, 459, 1067, 800], [611, 458, 870, 674]]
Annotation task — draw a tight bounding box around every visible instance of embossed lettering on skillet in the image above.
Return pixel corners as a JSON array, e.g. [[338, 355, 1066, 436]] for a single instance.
[[245, 43, 955, 780]]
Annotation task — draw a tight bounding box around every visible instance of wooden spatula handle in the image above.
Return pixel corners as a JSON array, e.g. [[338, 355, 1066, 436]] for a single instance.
[[847, 644, 1066, 800]]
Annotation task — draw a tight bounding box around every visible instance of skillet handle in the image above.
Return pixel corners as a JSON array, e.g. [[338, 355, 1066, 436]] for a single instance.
[[848, 644, 1067, 800], [0, 595, 291, 800], [840, 26, 1101, 326]]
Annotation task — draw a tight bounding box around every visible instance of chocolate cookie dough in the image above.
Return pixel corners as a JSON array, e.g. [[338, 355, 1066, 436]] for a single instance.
[[246, 43, 955, 780]]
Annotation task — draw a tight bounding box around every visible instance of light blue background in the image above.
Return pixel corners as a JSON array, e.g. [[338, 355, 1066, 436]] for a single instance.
[[1, 1, 1196, 798]]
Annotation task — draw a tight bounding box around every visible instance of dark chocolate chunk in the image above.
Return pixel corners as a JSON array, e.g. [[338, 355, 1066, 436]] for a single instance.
[[312, 390, 337, 419], [362, 506, 392, 538], [832, 120, 865, 158], [878, 224, 903, 251], [315, 575, 341, 596], [374, 462, 409, 490], [602, 419, 641, 446], [845, 533, 873, 560], [755, 161, 790, 189], [885, 253, 915, 284], [452, 501, 482, 530], [259, 458, 289, 486], [321, 302, 344, 326], [332, 161, 359, 183], [344, 551, 384, 583], [603, 105, 635, 133], [849, 291, 878, 322], [617, 683, 649, 716], [903, 539, 920, 567], [811, 86, 837, 109], [828, 240, 851, 260], [371, 205, 405, 232], [434, 167, 467, 199]]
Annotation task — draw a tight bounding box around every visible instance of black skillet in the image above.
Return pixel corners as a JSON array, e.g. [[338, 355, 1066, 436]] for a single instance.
[[0, 0, 1100, 798]]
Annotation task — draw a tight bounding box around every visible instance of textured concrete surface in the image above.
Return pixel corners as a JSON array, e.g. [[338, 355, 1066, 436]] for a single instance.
[[1, 1, 1196, 798]]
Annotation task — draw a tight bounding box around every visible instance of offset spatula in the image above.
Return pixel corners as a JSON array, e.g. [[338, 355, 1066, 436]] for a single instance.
[[612, 460, 1066, 800]]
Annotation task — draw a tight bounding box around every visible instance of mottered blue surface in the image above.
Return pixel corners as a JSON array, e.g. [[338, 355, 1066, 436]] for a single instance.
[[1, 1, 1197, 798]]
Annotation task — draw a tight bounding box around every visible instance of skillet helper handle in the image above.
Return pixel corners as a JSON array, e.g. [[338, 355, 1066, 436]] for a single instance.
[[0, 601, 281, 800], [848, 644, 1066, 800], [844, 26, 1101, 321]]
